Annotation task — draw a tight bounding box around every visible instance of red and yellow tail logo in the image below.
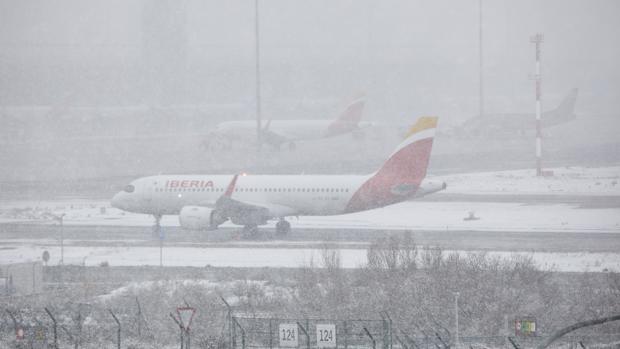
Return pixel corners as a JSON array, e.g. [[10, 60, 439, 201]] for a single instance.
[[345, 117, 438, 213]]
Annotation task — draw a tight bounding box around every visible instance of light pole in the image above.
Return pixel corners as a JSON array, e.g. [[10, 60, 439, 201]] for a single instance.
[[479, 0, 484, 118], [54, 213, 65, 287], [454, 292, 460, 349], [254, 0, 262, 152], [530, 33, 544, 176], [82, 256, 88, 300], [55, 214, 65, 265]]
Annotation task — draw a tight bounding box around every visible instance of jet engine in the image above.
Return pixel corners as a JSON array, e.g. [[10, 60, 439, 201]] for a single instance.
[[179, 206, 227, 230]]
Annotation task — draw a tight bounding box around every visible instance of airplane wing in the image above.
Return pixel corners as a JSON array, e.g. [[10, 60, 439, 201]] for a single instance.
[[213, 175, 298, 226], [260, 120, 293, 148], [237, 199, 299, 217]]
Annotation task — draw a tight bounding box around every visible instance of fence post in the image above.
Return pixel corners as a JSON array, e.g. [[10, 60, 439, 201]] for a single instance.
[[221, 296, 233, 349], [343, 321, 348, 349], [507, 337, 520, 349], [170, 312, 184, 349], [45, 308, 58, 349], [297, 321, 310, 349], [241, 323, 246, 349], [109, 309, 121, 349], [186, 327, 191, 349], [135, 296, 144, 337], [364, 327, 376, 349], [232, 316, 236, 349], [381, 311, 393, 349], [232, 316, 246, 349], [269, 318, 273, 349], [435, 332, 448, 349]]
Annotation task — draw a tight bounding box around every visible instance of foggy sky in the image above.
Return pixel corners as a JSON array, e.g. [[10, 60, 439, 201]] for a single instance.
[[1, 0, 619, 123]]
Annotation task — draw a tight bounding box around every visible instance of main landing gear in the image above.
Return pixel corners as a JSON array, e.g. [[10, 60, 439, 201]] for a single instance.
[[236, 219, 290, 240], [275, 219, 291, 236], [241, 224, 259, 239]]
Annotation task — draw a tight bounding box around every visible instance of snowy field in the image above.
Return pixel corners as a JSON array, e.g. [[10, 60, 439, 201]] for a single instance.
[[438, 166, 620, 196], [2, 242, 619, 273]]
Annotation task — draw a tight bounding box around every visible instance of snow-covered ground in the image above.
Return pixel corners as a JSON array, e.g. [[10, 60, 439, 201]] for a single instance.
[[2, 243, 618, 273], [438, 166, 620, 196]]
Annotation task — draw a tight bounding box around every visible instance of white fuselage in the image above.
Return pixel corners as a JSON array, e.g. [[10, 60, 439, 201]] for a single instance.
[[112, 174, 369, 217], [217, 120, 332, 141], [216, 120, 374, 142]]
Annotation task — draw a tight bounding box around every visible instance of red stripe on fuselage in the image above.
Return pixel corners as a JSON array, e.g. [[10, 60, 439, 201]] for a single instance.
[[344, 138, 433, 213]]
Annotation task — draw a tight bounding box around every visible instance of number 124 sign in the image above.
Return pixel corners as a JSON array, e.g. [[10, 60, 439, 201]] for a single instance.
[[279, 324, 298, 347], [316, 324, 336, 348]]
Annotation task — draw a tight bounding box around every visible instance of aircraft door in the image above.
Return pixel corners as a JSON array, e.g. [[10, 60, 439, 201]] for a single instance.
[[141, 180, 156, 209]]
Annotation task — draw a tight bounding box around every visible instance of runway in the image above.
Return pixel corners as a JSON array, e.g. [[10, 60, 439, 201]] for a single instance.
[[2, 223, 620, 272], [1, 222, 620, 253]]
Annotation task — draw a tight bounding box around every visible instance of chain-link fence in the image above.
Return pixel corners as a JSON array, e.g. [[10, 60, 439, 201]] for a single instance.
[[2, 303, 620, 349], [230, 316, 391, 349]]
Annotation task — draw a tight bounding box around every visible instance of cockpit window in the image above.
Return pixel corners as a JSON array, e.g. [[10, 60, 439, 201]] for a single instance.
[[124, 184, 135, 193]]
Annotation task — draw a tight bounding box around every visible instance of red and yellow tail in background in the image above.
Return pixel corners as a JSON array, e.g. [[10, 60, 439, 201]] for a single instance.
[[345, 117, 438, 213], [325, 93, 366, 137]]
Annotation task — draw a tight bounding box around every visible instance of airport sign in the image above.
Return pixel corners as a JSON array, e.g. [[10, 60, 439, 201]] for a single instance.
[[316, 324, 336, 348], [279, 323, 298, 347]]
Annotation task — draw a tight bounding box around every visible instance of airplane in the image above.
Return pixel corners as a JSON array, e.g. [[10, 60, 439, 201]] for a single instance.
[[457, 88, 578, 137], [203, 94, 369, 151], [111, 116, 446, 236]]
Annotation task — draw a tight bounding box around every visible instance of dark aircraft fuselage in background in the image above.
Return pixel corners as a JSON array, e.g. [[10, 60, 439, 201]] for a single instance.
[[458, 88, 578, 137]]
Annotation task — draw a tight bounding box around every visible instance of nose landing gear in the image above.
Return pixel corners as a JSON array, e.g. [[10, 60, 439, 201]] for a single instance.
[[152, 214, 162, 238]]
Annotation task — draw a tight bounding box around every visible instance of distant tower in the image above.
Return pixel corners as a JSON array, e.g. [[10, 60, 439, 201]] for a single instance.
[[255, 0, 262, 152], [479, 0, 484, 118], [530, 33, 544, 176]]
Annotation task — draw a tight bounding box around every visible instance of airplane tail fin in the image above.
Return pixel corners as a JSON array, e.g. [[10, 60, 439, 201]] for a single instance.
[[224, 174, 239, 197], [544, 88, 578, 127], [325, 93, 365, 137], [555, 88, 578, 116], [345, 117, 438, 213]]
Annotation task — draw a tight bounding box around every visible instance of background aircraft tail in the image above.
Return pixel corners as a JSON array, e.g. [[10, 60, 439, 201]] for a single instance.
[[556, 88, 578, 115], [544, 88, 578, 126], [325, 93, 365, 137], [345, 116, 438, 213]]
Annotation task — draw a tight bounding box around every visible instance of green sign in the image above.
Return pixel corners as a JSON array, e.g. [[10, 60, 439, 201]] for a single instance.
[[515, 319, 536, 336]]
